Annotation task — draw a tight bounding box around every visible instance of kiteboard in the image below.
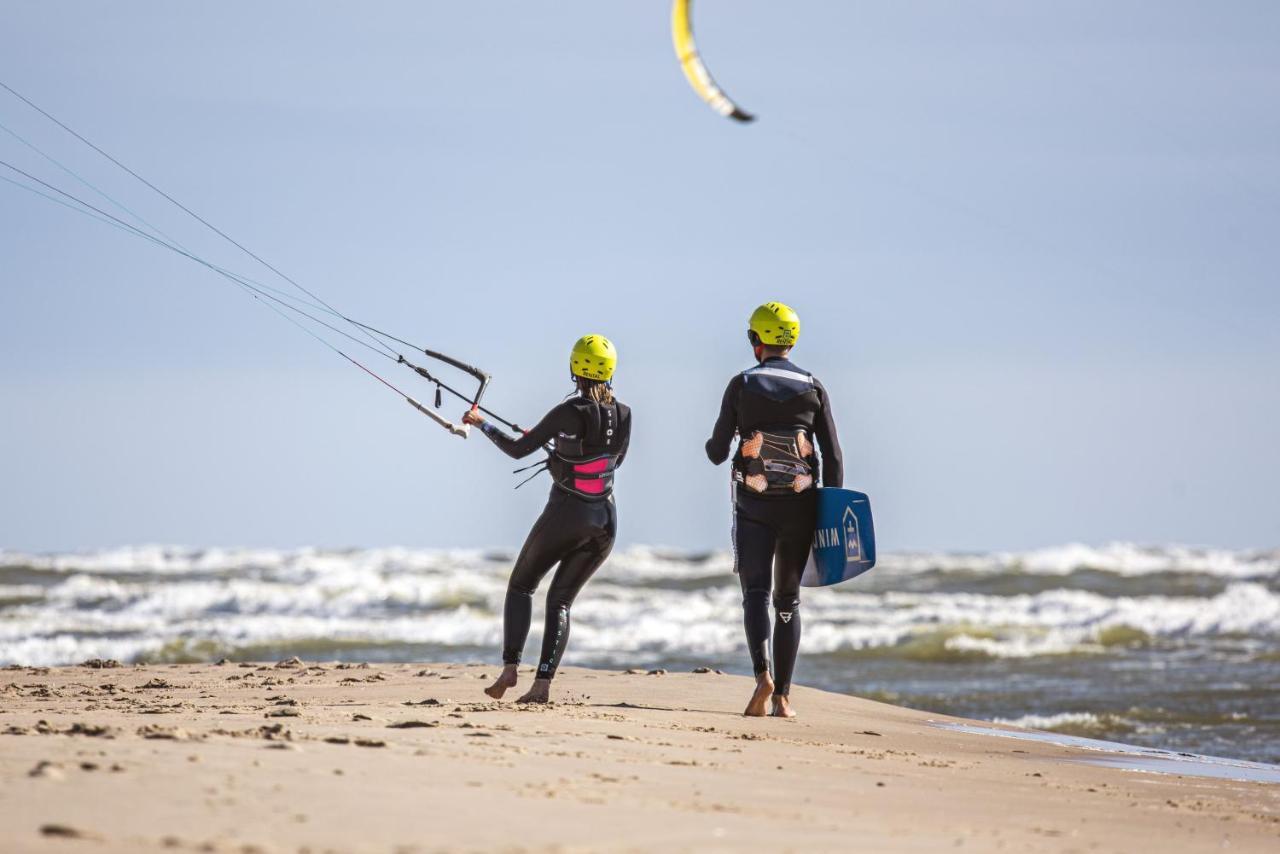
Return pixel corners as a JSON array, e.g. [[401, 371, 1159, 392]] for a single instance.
[[800, 488, 876, 587]]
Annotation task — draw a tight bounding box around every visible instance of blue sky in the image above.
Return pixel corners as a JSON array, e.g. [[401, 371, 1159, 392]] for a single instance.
[[2, 2, 1277, 552]]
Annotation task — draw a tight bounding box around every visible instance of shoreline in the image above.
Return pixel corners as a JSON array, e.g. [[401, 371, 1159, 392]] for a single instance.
[[5, 542, 1276, 766], [2, 661, 1277, 852]]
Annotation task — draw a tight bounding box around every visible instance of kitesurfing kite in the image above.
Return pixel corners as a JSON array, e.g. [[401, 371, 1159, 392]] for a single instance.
[[671, 0, 754, 123]]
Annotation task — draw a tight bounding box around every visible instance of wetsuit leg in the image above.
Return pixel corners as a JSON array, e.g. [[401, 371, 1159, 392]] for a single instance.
[[502, 507, 566, 666], [770, 528, 809, 696], [771, 492, 817, 695], [505, 495, 616, 675], [536, 513, 615, 679], [735, 508, 778, 679], [735, 491, 817, 693]]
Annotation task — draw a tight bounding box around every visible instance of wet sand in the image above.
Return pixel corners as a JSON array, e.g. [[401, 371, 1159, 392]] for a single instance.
[[1, 661, 1276, 852]]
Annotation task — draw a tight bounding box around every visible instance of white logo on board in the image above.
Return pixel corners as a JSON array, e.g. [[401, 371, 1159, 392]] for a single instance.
[[843, 507, 861, 563]]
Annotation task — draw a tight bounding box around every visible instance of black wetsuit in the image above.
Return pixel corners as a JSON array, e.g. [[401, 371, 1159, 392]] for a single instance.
[[705, 357, 843, 696], [478, 396, 631, 679]]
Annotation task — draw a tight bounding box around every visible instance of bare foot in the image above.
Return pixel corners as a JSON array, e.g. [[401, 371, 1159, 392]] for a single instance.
[[515, 678, 551, 704], [744, 672, 774, 716], [771, 694, 796, 718], [483, 664, 519, 699]]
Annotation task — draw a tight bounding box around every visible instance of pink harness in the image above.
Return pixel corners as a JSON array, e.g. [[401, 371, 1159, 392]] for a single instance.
[[571, 457, 611, 495]]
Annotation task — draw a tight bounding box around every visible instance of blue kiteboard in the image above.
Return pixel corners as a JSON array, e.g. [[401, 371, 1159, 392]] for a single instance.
[[801, 488, 876, 587]]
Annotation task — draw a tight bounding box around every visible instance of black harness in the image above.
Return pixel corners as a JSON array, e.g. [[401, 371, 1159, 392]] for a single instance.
[[731, 361, 820, 496], [515, 400, 623, 500], [734, 429, 816, 495]]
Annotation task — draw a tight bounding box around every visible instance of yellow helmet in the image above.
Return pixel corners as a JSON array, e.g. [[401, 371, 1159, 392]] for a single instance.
[[570, 334, 617, 382], [748, 302, 801, 346]]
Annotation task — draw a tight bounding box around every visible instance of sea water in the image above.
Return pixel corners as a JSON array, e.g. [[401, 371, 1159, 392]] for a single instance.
[[2, 543, 1277, 763]]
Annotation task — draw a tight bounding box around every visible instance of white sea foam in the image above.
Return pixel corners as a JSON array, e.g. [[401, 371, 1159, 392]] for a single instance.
[[2, 542, 1276, 580], [2, 540, 1278, 665], [992, 712, 1111, 731], [882, 543, 1280, 579]]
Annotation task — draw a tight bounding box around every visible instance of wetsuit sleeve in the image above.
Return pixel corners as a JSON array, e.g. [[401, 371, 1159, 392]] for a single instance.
[[704, 375, 742, 464], [814, 378, 844, 488], [478, 402, 577, 460]]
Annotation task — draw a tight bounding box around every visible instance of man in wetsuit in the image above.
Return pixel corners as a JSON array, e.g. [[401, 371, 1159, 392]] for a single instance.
[[705, 302, 843, 717], [463, 334, 631, 704]]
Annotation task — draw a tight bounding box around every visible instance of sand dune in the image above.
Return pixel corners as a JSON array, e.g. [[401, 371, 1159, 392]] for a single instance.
[[1, 661, 1275, 852]]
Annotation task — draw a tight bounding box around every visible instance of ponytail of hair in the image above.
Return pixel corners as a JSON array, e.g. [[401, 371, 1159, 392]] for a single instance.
[[577, 377, 615, 406]]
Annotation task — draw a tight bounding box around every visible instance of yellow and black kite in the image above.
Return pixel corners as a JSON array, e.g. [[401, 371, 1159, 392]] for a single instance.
[[671, 0, 754, 123]]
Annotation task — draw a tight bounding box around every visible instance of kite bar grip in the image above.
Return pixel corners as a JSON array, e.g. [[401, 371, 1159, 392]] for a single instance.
[[423, 348, 489, 384], [406, 397, 469, 439], [423, 347, 492, 407]]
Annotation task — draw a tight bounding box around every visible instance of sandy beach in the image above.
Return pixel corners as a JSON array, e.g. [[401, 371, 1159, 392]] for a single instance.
[[0, 661, 1276, 853]]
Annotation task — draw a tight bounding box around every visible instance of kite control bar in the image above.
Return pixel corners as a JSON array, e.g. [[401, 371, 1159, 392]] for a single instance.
[[397, 347, 521, 439], [423, 348, 491, 412]]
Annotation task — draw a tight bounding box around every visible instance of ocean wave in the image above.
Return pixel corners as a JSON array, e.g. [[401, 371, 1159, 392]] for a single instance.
[[2, 540, 1278, 665], [2, 542, 1276, 581], [984, 707, 1270, 753], [0, 546, 502, 578], [991, 711, 1135, 737], [883, 543, 1280, 579]]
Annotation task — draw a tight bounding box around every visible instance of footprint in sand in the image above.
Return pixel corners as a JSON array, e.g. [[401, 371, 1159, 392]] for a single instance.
[[29, 760, 65, 779], [40, 824, 100, 840], [136, 725, 197, 741]]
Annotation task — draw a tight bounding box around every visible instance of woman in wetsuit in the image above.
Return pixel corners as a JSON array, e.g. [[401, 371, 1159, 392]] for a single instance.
[[462, 334, 631, 704], [705, 302, 843, 718]]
